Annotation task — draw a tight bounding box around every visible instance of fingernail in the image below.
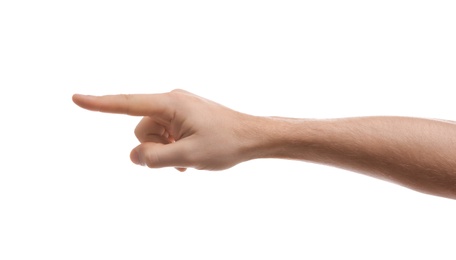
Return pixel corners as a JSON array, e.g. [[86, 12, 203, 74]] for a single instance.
[[131, 150, 142, 166]]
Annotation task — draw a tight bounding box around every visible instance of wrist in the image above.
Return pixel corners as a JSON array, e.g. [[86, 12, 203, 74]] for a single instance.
[[240, 115, 317, 161]]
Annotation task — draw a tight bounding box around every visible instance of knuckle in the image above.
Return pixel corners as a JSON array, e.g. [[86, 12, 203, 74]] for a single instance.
[[119, 93, 133, 103], [120, 93, 132, 100], [168, 89, 192, 101], [167, 90, 183, 100], [119, 94, 132, 114], [170, 88, 185, 94]]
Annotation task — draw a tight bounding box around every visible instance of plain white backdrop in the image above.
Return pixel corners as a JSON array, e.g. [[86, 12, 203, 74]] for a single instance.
[[1, 0, 455, 259]]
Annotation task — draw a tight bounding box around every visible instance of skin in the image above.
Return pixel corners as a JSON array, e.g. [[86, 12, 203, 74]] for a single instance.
[[72, 89, 456, 199]]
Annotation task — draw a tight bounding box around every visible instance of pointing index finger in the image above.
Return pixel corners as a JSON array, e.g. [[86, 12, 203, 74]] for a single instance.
[[72, 93, 171, 116]]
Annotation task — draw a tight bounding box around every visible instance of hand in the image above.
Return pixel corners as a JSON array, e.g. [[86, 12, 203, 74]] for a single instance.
[[72, 89, 259, 171]]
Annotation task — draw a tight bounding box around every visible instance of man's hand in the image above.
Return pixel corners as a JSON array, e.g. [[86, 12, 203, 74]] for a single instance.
[[72, 89, 259, 171]]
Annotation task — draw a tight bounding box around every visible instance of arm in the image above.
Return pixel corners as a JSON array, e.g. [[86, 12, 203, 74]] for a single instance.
[[252, 116, 456, 199], [72, 89, 456, 199]]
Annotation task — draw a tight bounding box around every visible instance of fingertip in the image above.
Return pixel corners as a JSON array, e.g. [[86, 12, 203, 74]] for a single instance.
[[72, 93, 81, 103], [72, 93, 90, 105], [72, 94, 84, 108], [130, 149, 143, 166], [72, 94, 103, 112]]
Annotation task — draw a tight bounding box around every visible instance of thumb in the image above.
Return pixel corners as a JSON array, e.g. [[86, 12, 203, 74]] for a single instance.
[[130, 141, 190, 169]]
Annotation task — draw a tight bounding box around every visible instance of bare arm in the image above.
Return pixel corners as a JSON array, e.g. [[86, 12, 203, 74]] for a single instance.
[[251, 116, 456, 199], [72, 90, 456, 199]]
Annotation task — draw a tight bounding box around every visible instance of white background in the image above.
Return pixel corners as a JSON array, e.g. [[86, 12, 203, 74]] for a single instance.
[[1, 0, 455, 259]]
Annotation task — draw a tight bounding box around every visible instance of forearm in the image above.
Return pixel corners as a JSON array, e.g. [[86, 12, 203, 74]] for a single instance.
[[248, 116, 456, 199]]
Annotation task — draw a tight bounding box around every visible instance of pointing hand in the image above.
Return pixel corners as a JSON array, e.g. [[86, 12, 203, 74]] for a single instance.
[[72, 89, 259, 171]]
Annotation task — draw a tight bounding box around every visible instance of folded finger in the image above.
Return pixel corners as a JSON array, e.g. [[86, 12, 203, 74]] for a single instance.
[[134, 117, 169, 143]]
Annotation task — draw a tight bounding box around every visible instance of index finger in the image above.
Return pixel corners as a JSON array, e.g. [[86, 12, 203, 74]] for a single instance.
[[72, 93, 172, 116]]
